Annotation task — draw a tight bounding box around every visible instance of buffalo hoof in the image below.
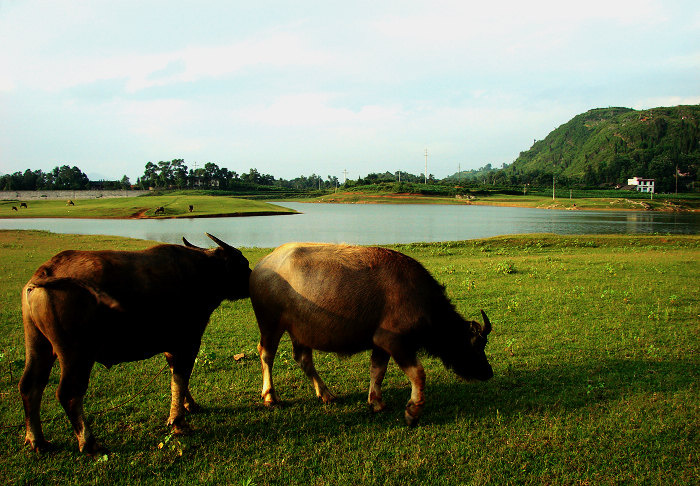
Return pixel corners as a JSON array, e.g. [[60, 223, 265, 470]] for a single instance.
[[368, 400, 386, 413], [171, 422, 192, 435], [79, 435, 109, 456], [26, 437, 54, 454], [320, 391, 336, 404], [262, 399, 286, 409], [84, 442, 110, 457], [404, 399, 423, 427], [184, 400, 201, 414], [167, 416, 192, 435], [404, 410, 420, 427], [262, 389, 281, 406]]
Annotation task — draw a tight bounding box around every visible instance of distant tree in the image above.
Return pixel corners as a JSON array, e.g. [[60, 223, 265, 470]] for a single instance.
[[241, 168, 261, 185], [203, 162, 221, 187], [156, 161, 173, 187], [140, 162, 158, 189], [218, 167, 234, 189], [51, 165, 89, 190], [171, 159, 188, 188]]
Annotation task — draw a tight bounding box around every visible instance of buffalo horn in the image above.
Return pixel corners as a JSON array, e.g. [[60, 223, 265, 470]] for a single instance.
[[206, 233, 235, 252], [480, 309, 492, 335], [182, 237, 202, 249]]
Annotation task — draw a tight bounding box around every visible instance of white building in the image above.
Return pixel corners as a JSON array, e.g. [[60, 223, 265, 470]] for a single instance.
[[627, 177, 655, 193]]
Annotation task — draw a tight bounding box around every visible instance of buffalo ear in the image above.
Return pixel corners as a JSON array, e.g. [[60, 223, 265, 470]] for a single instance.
[[182, 237, 201, 249], [480, 309, 492, 336]]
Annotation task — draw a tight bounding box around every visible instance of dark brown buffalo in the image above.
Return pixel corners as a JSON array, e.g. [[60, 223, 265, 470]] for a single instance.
[[189, 205, 194, 212], [19, 234, 251, 454], [20, 202, 28, 208], [154, 206, 165, 215], [12, 206, 18, 211], [249, 243, 493, 426]]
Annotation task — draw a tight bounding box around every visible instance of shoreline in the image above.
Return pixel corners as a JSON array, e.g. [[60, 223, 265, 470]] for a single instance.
[[309, 193, 697, 213], [2, 197, 696, 219], [0, 210, 299, 220]]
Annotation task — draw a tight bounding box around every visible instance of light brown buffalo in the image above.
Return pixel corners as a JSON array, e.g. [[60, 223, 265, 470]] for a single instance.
[[19, 234, 251, 454], [249, 242, 493, 426]]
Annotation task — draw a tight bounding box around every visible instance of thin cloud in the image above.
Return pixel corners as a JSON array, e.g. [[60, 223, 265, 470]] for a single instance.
[[0, 0, 697, 180]]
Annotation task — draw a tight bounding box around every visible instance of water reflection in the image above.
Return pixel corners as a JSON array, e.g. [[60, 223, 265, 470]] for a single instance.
[[0, 203, 697, 247]]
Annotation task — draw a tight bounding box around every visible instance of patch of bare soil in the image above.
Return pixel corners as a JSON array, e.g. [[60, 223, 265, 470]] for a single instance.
[[609, 199, 652, 210]]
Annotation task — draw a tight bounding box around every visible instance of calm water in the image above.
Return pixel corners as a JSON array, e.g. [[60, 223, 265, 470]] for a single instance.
[[0, 202, 697, 248]]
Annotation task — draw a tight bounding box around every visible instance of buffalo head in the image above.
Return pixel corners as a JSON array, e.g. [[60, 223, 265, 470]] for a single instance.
[[183, 233, 251, 299], [450, 310, 493, 382]]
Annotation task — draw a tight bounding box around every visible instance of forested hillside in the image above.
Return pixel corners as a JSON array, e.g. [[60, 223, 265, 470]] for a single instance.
[[503, 105, 699, 192]]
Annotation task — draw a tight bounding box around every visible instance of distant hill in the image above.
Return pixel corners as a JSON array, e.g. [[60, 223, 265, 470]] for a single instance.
[[502, 105, 699, 192]]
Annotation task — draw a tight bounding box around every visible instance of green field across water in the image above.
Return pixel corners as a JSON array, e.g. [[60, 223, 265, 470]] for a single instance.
[[0, 195, 296, 219]]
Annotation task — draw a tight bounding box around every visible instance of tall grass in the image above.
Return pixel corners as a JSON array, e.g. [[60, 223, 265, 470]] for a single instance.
[[0, 231, 697, 484]]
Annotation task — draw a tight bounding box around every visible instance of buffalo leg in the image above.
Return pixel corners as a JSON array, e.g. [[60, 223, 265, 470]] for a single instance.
[[393, 356, 426, 427], [56, 356, 101, 454], [165, 351, 200, 414], [164, 349, 198, 433], [19, 325, 56, 453], [257, 329, 283, 405], [292, 341, 334, 403], [367, 347, 390, 412]]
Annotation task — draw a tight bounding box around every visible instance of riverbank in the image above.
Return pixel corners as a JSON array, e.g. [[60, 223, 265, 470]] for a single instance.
[[310, 191, 700, 212], [3, 191, 698, 219], [0, 195, 296, 219]]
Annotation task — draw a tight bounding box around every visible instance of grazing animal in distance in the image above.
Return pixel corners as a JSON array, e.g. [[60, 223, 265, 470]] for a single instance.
[[154, 206, 165, 215], [20, 202, 28, 208], [189, 205, 194, 212], [19, 234, 251, 454], [12, 206, 18, 211], [249, 242, 493, 426], [67, 200, 75, 206]]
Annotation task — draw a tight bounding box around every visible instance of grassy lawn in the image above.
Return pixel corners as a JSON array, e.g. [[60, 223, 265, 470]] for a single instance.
[[0, 231, 698, 484], [0, 195, 296, 219]]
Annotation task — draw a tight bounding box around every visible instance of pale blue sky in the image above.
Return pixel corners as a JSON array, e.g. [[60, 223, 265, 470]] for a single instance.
[[1, 0, 698, 182]]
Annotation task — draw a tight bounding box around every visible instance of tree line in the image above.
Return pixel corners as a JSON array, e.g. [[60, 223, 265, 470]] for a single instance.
[[136, 159, 341, 191], [3, 155, 696, 194], [0, 165, 131, 191]]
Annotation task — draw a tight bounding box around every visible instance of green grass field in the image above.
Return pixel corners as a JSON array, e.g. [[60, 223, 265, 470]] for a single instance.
[[0, 231, 698, 484], [0, 195, 296, 219]]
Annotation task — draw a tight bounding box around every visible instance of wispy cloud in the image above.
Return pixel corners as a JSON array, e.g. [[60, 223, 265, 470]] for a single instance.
[[0, 0, 697, 180]]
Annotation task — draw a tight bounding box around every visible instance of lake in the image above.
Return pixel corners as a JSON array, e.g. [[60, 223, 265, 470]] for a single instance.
[[0, 202, 697, 248]]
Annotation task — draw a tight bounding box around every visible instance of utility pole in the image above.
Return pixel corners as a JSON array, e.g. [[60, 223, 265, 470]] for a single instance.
[[675, 165, 678, 195], [424, 148, 428, 184], [342, 169, 348, 184]]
